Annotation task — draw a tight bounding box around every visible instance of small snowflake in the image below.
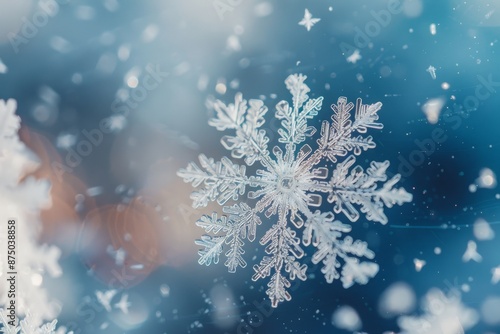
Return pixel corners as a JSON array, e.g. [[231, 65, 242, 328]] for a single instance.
[[178, 74, 412, 307], [347, 50, 362, 64], [298, 9, 320, 31], [426, 65, 437, 80]]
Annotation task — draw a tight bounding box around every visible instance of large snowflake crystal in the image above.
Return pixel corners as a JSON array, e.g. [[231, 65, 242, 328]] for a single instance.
[[0, 100, 64, 327], [178, 74, 412, 307], [0, 310, 66, 334]]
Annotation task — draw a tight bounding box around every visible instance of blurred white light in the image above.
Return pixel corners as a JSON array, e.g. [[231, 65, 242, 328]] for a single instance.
[[104, 0, 119, 12], [239, 58, 250, 68], [108, 114, 127, 132], [347, 49, 362, 64], [210, 285, 238, 329], [332, 306, 362, 331], [173, 61, 190, 76], [50, 36, 71, 53], [477, 168, 497, 188], [481, 297, 500, 324], [414, 258, 426, 272], [142, 24, 159, 43], [32, 104, 55, 124], [160, 284, 170, 297], [100, 31, 116, 45], [430, 23, 437, 35], [462, 240, 482, 262], [215, 82, 227, 95], [0, 58, 7, 74], [226, 35, 242, 52], [31, 273, 43, 287], [492, 266, 500, 284], [402, 0, 423, 18], [197, 74, 209, 91], [127, 76, 139, 88], [96, 53, 117, 74], [109, 293, 150, 330], [75, 5, 95, 20], [378, 282, 416, 317], [0, 0, 32, 43], [56, 133, 77, 149], [72, 73, 83, 84], [422, 97, 445, 124], [254, 2, 273, 17], [473, 218, 495, 240], [118, 44, 131, 61], [229, 79, 239, 89], [39, 85, 60, 105]]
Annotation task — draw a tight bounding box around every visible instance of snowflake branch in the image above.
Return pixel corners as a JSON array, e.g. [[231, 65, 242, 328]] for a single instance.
[[275, 74, 323, 145], [195, 204, 262, 272], [209, 93, 271, 166], [252, 207, 306, 307], [177, 155, 249, 208], [326, 156, 413, 224], [303, 211, 378, 287]]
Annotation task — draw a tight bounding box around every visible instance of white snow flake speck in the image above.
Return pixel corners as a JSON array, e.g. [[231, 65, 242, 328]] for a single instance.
[[298, 9, 320, 32]]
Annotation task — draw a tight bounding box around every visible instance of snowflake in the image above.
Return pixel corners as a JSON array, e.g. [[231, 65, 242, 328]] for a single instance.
[[0, 310, 66, 334], [0, 309, 67, 334], [298, 9, 320, 32], [347, 49, 362, 64], [178, 74, 412, 307], [397, 289, 479, 334], [0, 100, 63, 326]]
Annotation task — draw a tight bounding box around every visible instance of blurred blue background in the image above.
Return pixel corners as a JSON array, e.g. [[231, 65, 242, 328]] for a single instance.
[[1, 0, 499, 333]]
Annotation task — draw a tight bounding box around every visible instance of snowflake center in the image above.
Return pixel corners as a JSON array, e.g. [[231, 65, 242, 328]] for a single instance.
[[279, 177, 295, 190]]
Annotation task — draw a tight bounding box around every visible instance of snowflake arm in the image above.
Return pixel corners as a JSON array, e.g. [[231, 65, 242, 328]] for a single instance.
[[0, 309, 19, 334], [208, 93, 270, 166], [303, 211, 378, 286], [276, 74, 323, 145], [195, 203, 262, 272], [315, 97, 382, 163], [177, 155, 248, 208], [0, 311, 63, 334], [252, 209, 307, 307], [326, 156, 413, 224]]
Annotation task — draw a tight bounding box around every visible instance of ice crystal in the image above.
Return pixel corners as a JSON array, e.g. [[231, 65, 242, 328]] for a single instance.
[[178, 74, 412, 307], [0, 310, 66, 334], [0, 100, 63, 326], [397, 289, 478, 334], [298, 9, 321, 32]]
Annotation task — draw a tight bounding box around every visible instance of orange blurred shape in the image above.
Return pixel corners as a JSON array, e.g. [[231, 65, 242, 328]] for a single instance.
[[79, 198, 162, 288], [20, 127, 95, 254]]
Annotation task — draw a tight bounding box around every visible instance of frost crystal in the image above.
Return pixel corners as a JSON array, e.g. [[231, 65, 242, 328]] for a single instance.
[[397, 289, 478, 334], [298, 9, 321, 32], [0, 310, 66, 334], [0, 100, 63, 327], [178, 74, 412, 307]]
